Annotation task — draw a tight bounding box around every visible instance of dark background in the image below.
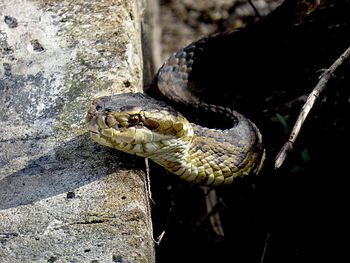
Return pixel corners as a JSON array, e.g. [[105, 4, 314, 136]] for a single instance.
[[149, 1, 350, 262]]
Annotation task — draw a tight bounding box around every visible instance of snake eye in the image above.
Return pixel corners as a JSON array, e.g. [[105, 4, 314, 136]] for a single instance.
[[128, 115, 140, 125]]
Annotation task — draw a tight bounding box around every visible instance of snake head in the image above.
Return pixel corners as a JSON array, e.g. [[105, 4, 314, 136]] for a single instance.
[[86, 92, 193, 157]]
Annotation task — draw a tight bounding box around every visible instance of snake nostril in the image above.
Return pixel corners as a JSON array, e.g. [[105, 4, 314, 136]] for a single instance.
[[95, 104, 103, 111]]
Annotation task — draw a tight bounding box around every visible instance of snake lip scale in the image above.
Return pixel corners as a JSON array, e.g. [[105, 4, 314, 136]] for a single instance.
[[86, 92, 265, 187]]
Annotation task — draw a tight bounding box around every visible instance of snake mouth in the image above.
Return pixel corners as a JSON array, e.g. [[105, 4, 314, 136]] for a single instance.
[[86, 112, 99, 133], [89, 130, 99, 135], [86, 111, 121, 149]]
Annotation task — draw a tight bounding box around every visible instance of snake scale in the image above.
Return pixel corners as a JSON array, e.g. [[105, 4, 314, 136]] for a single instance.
[[85, 1, 325, 186]]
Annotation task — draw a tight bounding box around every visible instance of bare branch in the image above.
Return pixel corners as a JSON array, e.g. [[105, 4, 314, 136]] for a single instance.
[[247, 0, 263, 19], [275, 45, 350, 169]]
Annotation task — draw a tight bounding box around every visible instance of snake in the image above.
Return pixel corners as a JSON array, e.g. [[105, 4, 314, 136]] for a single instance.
[[84, 1, 328, 186], [86, 92, 265, 186], [85, 36, 266, 187]]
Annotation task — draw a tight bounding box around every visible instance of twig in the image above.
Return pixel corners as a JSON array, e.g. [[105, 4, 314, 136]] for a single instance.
[[199, 187, 225, 236], [259, 232, 271, 263], [248, 0, 263, 20], [144, 157, 155, 204], [275, 45, 350, 169], [153, 230, 165, 246]]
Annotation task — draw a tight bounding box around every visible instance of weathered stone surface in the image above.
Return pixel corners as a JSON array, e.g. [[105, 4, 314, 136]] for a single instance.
[[0, 0, 156, 262]]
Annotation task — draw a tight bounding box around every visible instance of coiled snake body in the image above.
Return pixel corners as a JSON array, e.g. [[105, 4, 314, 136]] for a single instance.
[[86, 17, 267, 187]]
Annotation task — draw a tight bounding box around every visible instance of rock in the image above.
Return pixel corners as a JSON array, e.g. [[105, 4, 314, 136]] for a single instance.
[[0, 0, 157, 262]]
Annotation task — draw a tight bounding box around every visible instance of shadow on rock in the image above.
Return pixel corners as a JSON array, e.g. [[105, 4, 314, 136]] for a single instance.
[[0, 133, 144, 210]]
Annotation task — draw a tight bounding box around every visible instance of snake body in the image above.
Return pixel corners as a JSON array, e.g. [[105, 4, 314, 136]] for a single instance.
[[86, 90, 265, 186]]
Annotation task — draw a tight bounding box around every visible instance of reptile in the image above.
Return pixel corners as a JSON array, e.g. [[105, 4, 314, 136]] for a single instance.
[[85, 34, 266, 186], [86, 0, 328, 186], [86, 92, 265, 186]]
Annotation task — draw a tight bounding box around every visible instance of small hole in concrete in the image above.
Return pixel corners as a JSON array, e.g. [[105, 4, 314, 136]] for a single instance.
[[47, 256, 58, 263], [4, 16, 18, 28], [66, 191, 75, 199], [112, 255, 126, 263], [123, 80, 131, 87], [30, 39, 44, 52]]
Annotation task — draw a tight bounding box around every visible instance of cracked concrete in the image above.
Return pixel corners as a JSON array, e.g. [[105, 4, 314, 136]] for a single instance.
[[0, 0, 158, 262]]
